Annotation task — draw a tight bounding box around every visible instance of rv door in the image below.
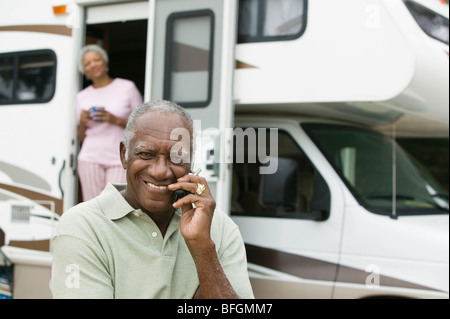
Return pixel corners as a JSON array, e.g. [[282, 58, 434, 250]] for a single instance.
[[147, 0, 238, 213]]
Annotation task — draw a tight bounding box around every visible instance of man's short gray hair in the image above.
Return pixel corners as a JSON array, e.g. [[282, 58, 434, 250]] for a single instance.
[[123, 100, 194, 159], [78, 44, 109, 74]]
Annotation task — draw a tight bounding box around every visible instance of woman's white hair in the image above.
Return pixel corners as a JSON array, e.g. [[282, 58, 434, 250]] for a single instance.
[[78, 44, 109, 74]]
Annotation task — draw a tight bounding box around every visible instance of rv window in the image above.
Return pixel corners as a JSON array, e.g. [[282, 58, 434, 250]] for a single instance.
[[164, 10, 214, 108], [238, 0, 307, 43], [303, 123, 449, 216], [0, 56, 14, 103], [404, 0, 449, 45], [231, 129, 330, 220], [0, 50, 56, 105]]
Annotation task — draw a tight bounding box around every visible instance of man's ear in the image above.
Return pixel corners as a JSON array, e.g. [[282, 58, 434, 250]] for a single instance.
[[119, 142, 127, 169]]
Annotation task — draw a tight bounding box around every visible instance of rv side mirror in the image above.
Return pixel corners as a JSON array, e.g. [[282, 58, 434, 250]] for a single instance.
[[259, 157, 299, 213]]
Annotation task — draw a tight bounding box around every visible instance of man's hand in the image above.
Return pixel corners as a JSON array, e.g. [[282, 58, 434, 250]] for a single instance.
[[170, 174, 216, 245], [169, 174, 239, 299]]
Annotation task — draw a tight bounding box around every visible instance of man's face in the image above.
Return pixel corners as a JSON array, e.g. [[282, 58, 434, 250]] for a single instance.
[[120, 111, 191, 215]]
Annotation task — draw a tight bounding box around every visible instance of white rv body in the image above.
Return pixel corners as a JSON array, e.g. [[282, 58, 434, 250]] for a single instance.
[[232, 116, 449, 299], [234, 0, 449, 134], [230, 0, 449, 299], [0, 0, 448, 299]]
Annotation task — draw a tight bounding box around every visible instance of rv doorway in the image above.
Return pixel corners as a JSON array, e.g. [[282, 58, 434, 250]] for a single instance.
[[84, 20, 147, 96], [75, 19, 147, 203]]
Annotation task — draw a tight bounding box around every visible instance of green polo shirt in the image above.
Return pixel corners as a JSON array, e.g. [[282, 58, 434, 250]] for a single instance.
[[50, 183, 254, 299]]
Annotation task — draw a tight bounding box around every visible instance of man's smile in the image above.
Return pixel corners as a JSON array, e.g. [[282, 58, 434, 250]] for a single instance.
[[145, 181, 170, 191]]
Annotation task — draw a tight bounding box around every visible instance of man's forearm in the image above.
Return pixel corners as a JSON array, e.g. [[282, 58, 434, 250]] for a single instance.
[[188, 239, 239, 299]]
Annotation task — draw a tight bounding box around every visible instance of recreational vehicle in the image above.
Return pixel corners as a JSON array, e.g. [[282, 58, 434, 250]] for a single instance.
[[0, 0, 448, 299]]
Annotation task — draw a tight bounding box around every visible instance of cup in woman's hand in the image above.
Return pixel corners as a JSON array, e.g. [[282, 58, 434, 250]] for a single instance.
[[89, 106, 105, 122]]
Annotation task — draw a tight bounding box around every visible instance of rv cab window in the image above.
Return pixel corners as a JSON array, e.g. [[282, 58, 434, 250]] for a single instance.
[[238, 0, 307, 43], [303, 124, 449, 216]]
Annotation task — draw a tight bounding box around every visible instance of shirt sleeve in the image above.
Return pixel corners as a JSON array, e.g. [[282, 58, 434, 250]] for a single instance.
[[216, 217, 255, 299], [50, 235, 114, 299], [128, 82, 143, 111]]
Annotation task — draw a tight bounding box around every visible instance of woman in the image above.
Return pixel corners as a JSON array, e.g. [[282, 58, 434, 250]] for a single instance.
[[76, 44, 143, 201]]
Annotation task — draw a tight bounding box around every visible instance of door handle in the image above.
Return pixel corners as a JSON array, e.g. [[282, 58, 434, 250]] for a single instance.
[[58, 159, 66, 198]]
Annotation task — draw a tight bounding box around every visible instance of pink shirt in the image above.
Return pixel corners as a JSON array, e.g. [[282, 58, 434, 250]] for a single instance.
[[76, 78, 143, 166]]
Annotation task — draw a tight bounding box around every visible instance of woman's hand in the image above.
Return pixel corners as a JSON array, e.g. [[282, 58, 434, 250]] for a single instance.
[[80, 109, 91, 125], [90, 108, 127, 128], [78, 110, 92, 142]]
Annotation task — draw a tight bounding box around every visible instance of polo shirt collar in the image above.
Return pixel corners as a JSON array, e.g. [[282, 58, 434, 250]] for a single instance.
[[98, 183, 182, 222], [98, 183, 135, 220]]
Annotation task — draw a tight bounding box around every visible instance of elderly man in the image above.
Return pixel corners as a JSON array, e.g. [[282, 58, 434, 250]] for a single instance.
[[50, 100, 254, 299]]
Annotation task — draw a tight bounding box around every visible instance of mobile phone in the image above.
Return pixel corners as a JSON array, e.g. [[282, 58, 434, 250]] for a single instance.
[[172, 169, 201, 203], [173, 189, 191, 203]]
